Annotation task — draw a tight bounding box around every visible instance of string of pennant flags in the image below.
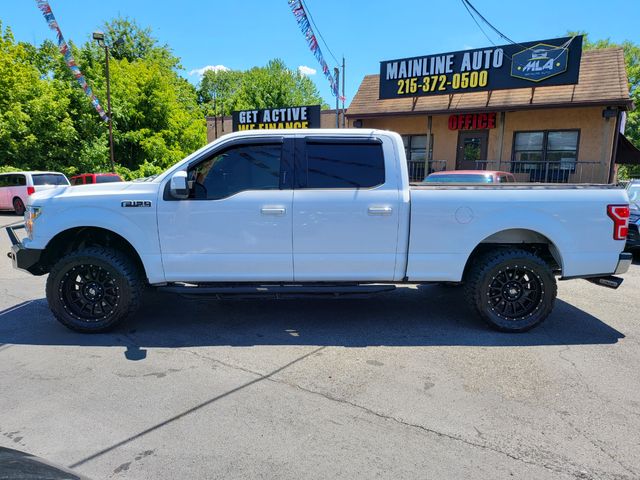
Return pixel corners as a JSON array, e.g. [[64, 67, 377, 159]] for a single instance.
[[35, 0, 109, 122], [288, 0, 344, 101]]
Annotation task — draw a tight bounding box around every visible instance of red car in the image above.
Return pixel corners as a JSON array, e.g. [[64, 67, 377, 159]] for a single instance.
[[70, 173, 123, 185], [424, 170, 516, 183]]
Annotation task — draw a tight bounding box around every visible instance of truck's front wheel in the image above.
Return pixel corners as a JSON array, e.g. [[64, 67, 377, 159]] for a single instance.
[[46, 247, 143, 333], [465, 248, 557, 332]]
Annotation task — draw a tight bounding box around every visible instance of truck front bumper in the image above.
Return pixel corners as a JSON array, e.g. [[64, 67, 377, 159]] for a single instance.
[[5, 224, 45, 275]]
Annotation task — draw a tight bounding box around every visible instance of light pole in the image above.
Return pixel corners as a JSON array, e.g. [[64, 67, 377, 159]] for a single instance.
[[93, 31, 123, 173]]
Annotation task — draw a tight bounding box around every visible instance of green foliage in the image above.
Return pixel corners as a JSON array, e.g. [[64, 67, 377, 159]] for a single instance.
[[197, 59, 328, 116], [570, 32, 640, 179], [1, 15, 326, 178], [0, 17, 206, 177]]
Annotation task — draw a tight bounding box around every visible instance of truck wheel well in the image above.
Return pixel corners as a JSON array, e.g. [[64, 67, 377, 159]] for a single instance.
[[462, 229, 562, 280], [41, 227, 146, 280]]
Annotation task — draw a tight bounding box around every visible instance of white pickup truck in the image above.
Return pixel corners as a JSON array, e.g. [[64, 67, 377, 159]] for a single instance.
[[6, 129, 632, 333]]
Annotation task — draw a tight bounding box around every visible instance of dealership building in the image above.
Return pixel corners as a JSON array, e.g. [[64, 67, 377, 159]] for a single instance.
[[346, 46, 636, 183], [206, 39, 638, 183]]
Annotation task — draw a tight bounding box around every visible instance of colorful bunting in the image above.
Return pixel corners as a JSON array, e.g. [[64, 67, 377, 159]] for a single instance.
[[288, 0, 344, 101], [35, 0, 109, 122]]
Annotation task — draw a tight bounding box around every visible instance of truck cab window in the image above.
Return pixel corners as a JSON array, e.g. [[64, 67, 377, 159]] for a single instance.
[[188, 144, 282, 200], [304, 142, 385, 188]]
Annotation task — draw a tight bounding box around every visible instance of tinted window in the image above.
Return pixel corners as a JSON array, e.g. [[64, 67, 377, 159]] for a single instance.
[[14, 174, 26, 186], [96, 175, 122, 183], [304, 142, 385, 188], [71, 177, 84, 185], [32, 174, 69, 186], [0, 175, 9, 187], [425, 174, 493, 183], [188, 144, 281, 200]]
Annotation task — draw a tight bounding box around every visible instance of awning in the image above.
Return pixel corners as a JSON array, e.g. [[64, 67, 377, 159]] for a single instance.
[[615, 135, 640, 165]]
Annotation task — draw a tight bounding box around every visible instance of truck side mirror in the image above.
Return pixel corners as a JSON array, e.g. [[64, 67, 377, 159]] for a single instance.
[[169, 171, 189, 199]]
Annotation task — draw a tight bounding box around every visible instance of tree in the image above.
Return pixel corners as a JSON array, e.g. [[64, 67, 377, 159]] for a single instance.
[[0, 17, 206, 178], [196, 59, 327, 116], [0, 22, 79, 172], [197, 69, 243, 116], [571, 32, 640, 178]]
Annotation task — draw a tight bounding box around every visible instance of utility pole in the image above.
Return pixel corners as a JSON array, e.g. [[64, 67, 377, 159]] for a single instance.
[[334, 67, 340, 128], [93, 31, 122, 173], [104, 46, 115, 173], [213, 92, 218, 139], [341, 57, 346, 128]]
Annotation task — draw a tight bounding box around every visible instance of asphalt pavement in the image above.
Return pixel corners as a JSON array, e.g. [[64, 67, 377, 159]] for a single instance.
[[0, 212, 639, 480]]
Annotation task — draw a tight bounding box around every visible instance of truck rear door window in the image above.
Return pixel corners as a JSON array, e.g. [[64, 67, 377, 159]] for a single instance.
[[304, 142, 385, 189]]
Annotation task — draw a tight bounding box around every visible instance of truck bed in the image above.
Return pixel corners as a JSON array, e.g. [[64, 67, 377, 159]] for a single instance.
[[410, 182, 623, 190]]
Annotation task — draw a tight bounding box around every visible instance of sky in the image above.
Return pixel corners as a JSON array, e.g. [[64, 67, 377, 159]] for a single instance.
[[2, 0, 638, 107]]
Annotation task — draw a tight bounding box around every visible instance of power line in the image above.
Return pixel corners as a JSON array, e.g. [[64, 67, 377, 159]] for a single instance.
[[300, 0, 340, 65], [459, 0, 496, 46], [461, 0, 518, 45], [460, 0, 531, 52]]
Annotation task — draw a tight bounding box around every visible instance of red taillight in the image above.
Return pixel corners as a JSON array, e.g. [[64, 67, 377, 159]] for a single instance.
[[607, 204, 630, 240], [27, 186, 35, 196]]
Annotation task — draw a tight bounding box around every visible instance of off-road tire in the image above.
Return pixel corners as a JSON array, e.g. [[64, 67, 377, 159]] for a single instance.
[[464, 248, 557, 332], [46, 247, 143, 333], [13, 197, 25, 216]]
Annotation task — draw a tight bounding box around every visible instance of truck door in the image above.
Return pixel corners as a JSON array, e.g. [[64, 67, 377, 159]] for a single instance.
[[157, 138, 294, 282], [292, 136, 401, 281]]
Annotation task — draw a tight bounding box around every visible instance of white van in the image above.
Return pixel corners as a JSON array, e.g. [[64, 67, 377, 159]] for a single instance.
[[0, 171, 69, 215]]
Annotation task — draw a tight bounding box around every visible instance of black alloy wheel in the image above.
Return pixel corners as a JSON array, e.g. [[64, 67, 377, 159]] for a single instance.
[[46, 247, 143, 333], [60, 264, 120, 321], [486, 265, 543, 321], [465, 248, 557, 332]]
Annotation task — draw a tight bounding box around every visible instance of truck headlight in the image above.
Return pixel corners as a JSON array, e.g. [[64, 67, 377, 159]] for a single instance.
[[25, 206, 42, 239]]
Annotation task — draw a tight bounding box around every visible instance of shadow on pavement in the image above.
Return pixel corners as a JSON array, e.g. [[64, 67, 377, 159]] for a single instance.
[[0, 285, 624, 349]]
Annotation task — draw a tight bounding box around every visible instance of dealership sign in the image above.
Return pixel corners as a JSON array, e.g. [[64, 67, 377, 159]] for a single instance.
[[379, 36, 582, 99], [232, 105, 321, 131]]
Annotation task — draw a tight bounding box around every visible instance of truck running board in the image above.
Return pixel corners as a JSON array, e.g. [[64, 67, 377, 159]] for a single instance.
[[586, 276, 624, 289], [157, 283, 397, 298]]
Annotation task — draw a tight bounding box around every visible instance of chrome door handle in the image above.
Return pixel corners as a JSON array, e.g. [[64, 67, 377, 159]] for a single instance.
[[261, 207, 286, 216], [368, 206, 393, 216]]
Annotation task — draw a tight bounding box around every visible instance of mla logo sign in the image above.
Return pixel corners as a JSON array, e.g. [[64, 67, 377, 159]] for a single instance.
[[510, 43, 569, 82]]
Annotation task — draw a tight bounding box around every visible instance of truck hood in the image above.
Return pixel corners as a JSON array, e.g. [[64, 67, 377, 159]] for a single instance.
[[29, 181, 160, 205]]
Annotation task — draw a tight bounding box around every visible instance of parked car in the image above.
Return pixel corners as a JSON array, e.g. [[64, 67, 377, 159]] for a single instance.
[[6, 129, 632, 333], [424, 170, 516, 183], [70, 172, 123, 185], [0, 171, 69, 215], [626, 180, 640, 251]]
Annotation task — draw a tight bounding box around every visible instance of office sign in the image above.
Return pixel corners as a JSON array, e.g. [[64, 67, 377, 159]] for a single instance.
[[232, 105, 321, 131], [448, 112, 497, 130], [379, 36, 582, 99]]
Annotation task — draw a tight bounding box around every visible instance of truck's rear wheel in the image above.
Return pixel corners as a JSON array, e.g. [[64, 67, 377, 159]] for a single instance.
[[464, 248, 557, 332], [46, 247, 143, 333]]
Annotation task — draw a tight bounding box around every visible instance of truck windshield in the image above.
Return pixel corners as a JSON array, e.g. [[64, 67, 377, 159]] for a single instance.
[[425, 174, 493, 183], [32, 174, 69, 186]]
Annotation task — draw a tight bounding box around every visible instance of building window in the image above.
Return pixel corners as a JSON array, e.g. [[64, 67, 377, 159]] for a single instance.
[[512, 130, 579, 182], [402, 134, 434, 181]]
